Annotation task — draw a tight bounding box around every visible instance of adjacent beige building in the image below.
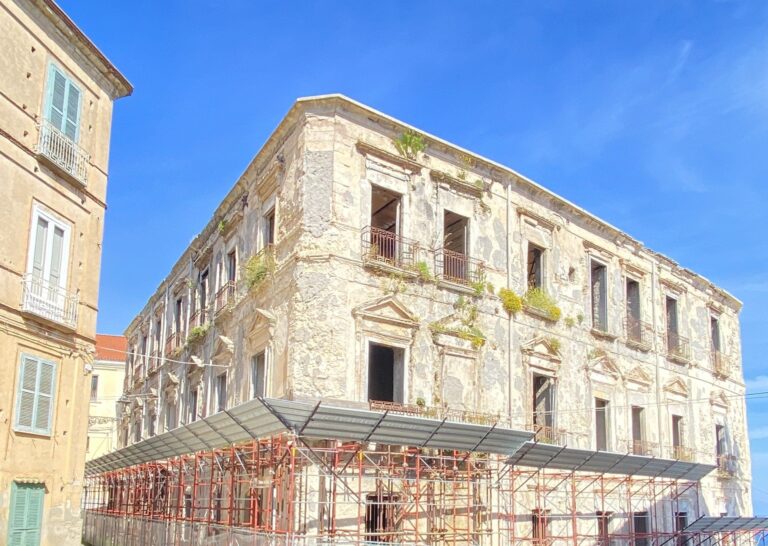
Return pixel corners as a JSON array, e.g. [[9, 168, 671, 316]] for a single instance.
[[0, 1, 131, 544], [85, 95, 753, 545], [86, 335, 127, 461]]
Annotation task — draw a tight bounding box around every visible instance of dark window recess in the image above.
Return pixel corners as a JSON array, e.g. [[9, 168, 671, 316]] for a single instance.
[[666, 296, 679, 350], [175, 298, 183, 334], [369, 186, 402, 262], [716, 424, 727, 457], [442, 210, 470, 282], [591, 261, 608, 332], [626, 278, 641, 340], [252, 352, 266, 399], [672, 415, 684, 450], [633, 512, 649, 546], [216, 374, 227, 412], [368, 343, 404, 403], [711, 316, 721, 352], [531, 510, 549, 545], [365, 493, 399, 543], [532, 374, 555, 439], [189, 389, 198, 423], [227, 251, 237, 283], [676, 512, 689, 546], [264, 208, 276, 247], [597, 511, 612, 545], [632, 406, 645, 454], [527, 243, 544, 289], [200, 270, 209, 321], [595, 398, 609, 451]]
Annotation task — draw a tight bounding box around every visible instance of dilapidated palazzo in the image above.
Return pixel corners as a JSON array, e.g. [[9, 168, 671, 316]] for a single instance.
[[83, 95, 760, 545]]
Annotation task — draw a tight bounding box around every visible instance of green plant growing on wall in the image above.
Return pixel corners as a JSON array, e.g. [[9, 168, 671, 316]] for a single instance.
[[564, 316, 576, 327], [187, 324, 209, 345], [217, 219, 227, 234], [474, 178, 485, 190], [457, 169, 467, 181], [413, 260, 433, 282], [244, 249, 275, 291], [485, 281, 495, 295], [523, 287, 562, 321], [547, 337, 561, 352], [577, 313, 584, 324], [393, 131, 426, 160], [498, 288, 522, 315], [416, 397, 426, 407], [588, 348, 606, 360]]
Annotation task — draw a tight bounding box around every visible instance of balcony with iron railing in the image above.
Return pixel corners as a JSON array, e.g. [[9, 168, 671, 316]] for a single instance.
[[671, 445, 695, 462], [189, 306, 208, 329], [369, 400, 507, 427], [666, 331, 691, 362], [624, 316, 654, 350], [215, 281, 236, 314], [21, 273, 78, 329], [525, 423, 566, 446], [361, 226, 417, 271], [716, 454, 737, 478], [631, 439, 658, 456], [712, 350, 731, 378], [165, 331, 183, 355], [36, 119, 89, 185], [435, 248, 484, 287]]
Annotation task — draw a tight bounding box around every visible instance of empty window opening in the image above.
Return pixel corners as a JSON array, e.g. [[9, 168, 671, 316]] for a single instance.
[[666, 296, 679, 351], [199, 270, 209, 322], [227, 250, 237, 283], [365, 493, 399, 543], [597, 511, 612, 545], [626, 278, 641, 341], [184, 492, 193, 518], [174, 297, 183, 335], [532, 374, 555, 441], [676, 512, 689, 546], [591, 261, 608, 332], [252, 352, 266, 399], [633, 511, 649, 546], [216, 374, 227, 412], [442, 210, 470, 282], [154, 317, 162, 351], [527, 243, 544, 289], [188, 388, 198, 423], [133, 421, 142, 443], [672, 415, 684, 457], [632, 406, 645, 454], [369, 186, 402, 261], [595, 398, 609, 451], [263, 208, 276, 247], [531, 510, 550, 545], [711, 316, 721, 353], [165, 402, 177, 431], [715, 424, 727, 458], [147, 414, 155, 438], [367, 343, 404, 403]]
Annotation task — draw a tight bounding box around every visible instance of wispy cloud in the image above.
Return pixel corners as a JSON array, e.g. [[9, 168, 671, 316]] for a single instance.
[[746, 376, 768, 392]]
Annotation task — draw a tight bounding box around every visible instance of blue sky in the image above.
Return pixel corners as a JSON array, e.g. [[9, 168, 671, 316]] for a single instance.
[[62, 1, 768, 511]]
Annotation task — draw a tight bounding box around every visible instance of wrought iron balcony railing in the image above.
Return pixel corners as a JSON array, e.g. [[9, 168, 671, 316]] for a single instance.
[[37, 119, 89, 185], [625, 316, 654, 348], [712, 350, 730, 378], [435, 248, 484, 286], [190, 307, 208, 328], [215, 281, 236, 314], [631, 440, 657, 456], [666, 331, 691, 361], [716, 454, 737, 477], [369, 400, 507, 427], [165, 332, 183, 355], [526, 423, 565, 446], [21, 273, 78, 328], [671, 445, 694, 462], [361, 226, 417, 270]]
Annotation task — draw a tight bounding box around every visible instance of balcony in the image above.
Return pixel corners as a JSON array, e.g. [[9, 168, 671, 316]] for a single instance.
[[165, 332, 183, 356], [190, 307, 208, 328], [716, 454, 737, 478], [666, 332, 691, 362], [369, 400, 506, 427], [712, 350, 730, 378], [625, 316, 654, 350], [37, 119, 89, 186], [526, 423, 566, 445], [21, 273, 78, 329], [215, 281, 236, 314], [435, 248, 484, 287], [361, 226, 417, 271], [631, 440, 657, 456], [671, 445, 695, 462]]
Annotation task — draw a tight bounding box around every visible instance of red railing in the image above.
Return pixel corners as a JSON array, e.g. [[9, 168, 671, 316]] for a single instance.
[[435, 248, 484, 286], [361, 226, 417, 270], [215, 281, 236, 314]]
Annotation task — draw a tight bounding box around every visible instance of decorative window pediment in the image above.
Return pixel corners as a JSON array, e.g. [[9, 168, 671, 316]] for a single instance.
[[353, 295, 419, 330], [710, 390, 730, 410], [522, 335, 561, 374], [664, 377, 689, 398], [212, 335, 235, 365], [246, 308, 277, 340], [587, 353, 622, 384], [625, 366, 653, 390]]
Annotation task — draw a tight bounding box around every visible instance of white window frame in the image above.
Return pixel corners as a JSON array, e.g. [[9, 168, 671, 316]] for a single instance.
[[26, 204, 71, 289]]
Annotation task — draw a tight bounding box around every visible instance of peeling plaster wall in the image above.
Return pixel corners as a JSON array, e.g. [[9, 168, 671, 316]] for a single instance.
[[121, 98, 752, 519]]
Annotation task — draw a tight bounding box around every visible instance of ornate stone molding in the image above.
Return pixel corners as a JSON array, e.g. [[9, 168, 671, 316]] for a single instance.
[[356, 141, 423, 174]]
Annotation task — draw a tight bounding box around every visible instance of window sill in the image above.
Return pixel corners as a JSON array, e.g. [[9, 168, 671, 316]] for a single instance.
[[667, 353, 691, 366], [523, 305, 558, 322], [590, 328, 618, 341], [436, 279, 477, 296], [624, 338, 652, 352], [363, 259, 420, 279]]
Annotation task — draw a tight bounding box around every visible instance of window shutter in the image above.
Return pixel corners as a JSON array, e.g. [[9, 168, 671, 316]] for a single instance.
[[63, 83, 81, 141], [34, 361, 55, 433], [48, 226, 65, 287], [8, 483, 44, 546], [16, 357, 39, 430], [47, 66, 67, 131], [32, 217, 49, 279]]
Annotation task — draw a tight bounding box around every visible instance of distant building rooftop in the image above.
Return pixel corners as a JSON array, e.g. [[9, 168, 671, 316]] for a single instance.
[[95, 334, 127, 362]]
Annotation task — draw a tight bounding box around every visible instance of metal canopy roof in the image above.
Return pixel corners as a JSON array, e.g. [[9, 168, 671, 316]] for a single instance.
[[684, 517, 768, 533], [505, 441, 716, 481], [85, 397, 534, 476]]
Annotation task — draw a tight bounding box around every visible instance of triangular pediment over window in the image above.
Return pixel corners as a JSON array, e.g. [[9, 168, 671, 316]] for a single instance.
[[246, 308, 277, 340], [626, 366, 653, 390], [710, 390, 730, 410], [587, 354, 622, 384], [522, 335, 561, 374], [212, 335, 235, 365], [353, 295, 418, 329], [664, 377, 689, 398]]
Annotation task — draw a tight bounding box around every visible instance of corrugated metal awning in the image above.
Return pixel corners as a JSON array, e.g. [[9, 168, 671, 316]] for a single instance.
[[505, 441, 716, 481], [684, 517, 768, 533]]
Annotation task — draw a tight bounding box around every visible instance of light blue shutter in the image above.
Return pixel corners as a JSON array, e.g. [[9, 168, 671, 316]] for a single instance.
[[32, 218, 49, 279], [48, 227, 64, 287], [7, 482, 44, 546], [45, 65, 81, 141], [15, 355, 57, 435]]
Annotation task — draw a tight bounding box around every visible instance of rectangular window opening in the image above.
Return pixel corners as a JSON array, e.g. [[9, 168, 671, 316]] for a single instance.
[[188, 388, 198, 423], [365, 493, 399, 543], [666, 296, 679, 352], [527, 243, 544, 289], [672, 415, 684, 455], [626, 278, 641, 341], [532, 374, 555, 442], [531, 510, 550, 545], [367, 343, 404, 404], [442, 210, 470, 282], [90, 375, 99, 402], [263, 208, 276, 247], [676, 511, 689, 546], [633, 511, 649, 546], [368, 186, 403, 264], [227, 250, 237, 283], [595, 398, 609, 451], [711, 316, 721, 352], [597, 511, 612, 546], [216, 374, 227, 413], [632, 406, 646, 455], [591, 261, 608, 332], [252, 352, 266, 399]]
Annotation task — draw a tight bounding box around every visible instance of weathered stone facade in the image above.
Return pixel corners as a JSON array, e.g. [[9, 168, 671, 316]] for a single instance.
[[121, 95, 751, 521]]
